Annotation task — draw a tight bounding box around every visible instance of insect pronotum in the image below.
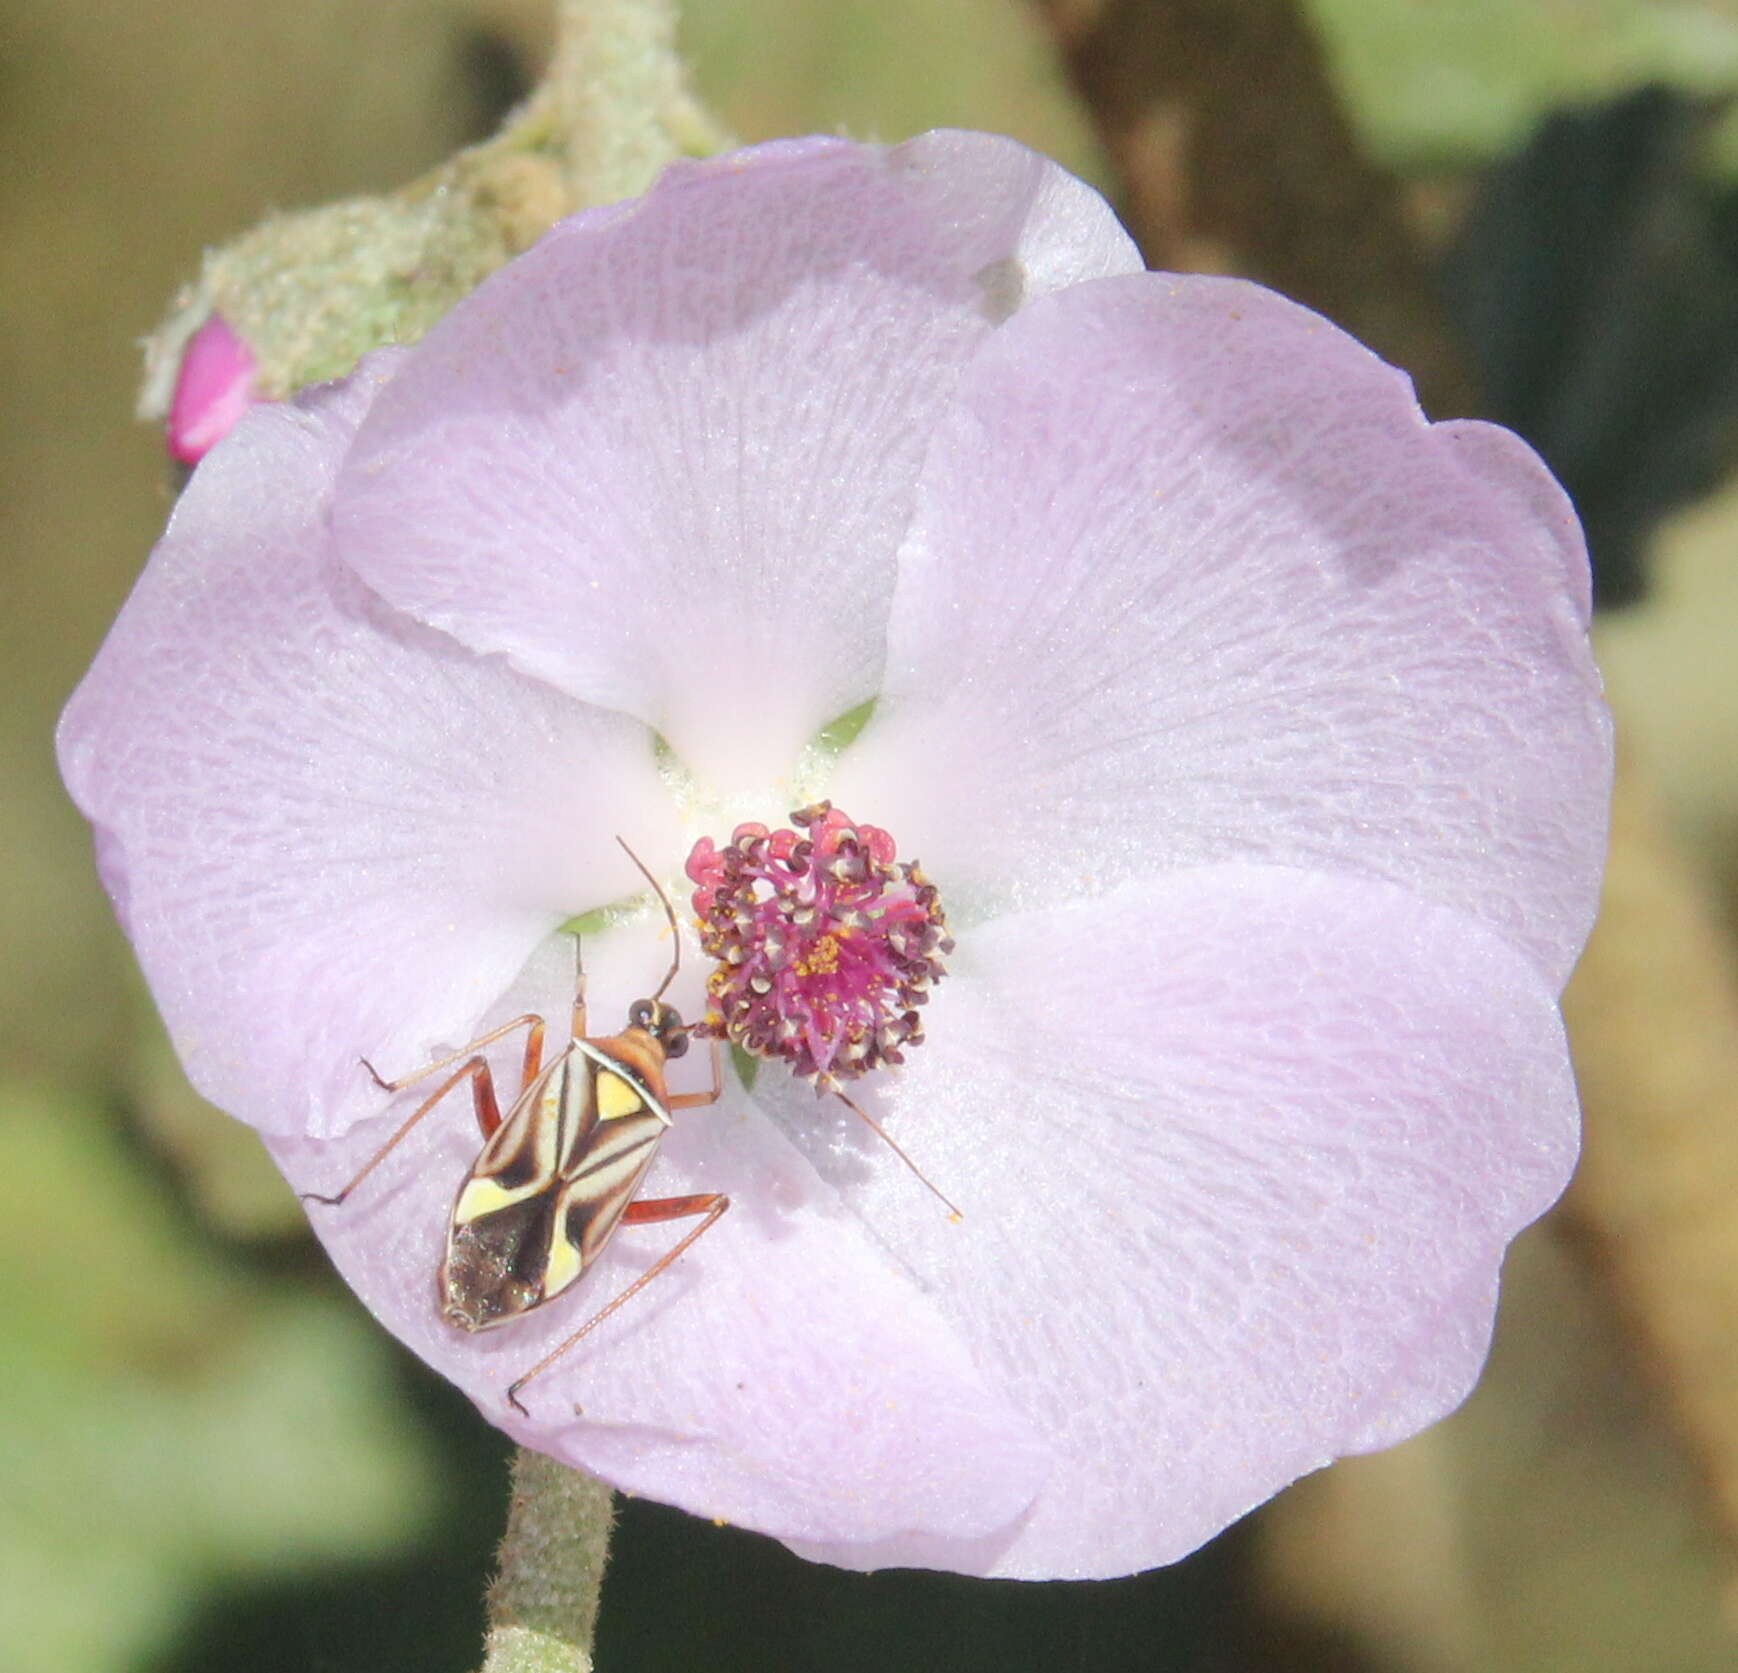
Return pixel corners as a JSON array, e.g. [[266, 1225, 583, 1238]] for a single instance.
[[304, 840, 726, 1414]]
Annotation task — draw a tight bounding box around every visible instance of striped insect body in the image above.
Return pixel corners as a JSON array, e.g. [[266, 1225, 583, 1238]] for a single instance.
[[442, 1032, 678, 1333], [304, 844, 727, 1413]]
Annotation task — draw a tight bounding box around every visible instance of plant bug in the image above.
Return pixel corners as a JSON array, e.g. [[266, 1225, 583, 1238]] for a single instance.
[[303, 840, 726, 1414]]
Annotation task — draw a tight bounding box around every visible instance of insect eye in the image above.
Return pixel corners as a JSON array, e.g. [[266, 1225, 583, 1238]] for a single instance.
[[628, 999, 654, 1030], [662, 1024, 689, 1059]]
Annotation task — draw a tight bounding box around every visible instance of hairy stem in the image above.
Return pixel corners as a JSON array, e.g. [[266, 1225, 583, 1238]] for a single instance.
[[481, 1450, 616, 1673], [140, 0, 730, 412]]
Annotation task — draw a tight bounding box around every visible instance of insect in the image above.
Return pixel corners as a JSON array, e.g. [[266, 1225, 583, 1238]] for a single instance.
[[304, 841, 726, 1414]]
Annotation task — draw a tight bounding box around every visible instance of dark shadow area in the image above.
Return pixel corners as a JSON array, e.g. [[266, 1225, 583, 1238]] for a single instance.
[[458, 26, 535, 142], [597, 1501, 1380, 1673], [1442, 85, 1738, 610]]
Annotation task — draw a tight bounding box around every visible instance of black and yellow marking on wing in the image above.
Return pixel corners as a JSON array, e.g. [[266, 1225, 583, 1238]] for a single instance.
[[594, 1067, 645, 1122], [443, 1041, 673, 1329], [559, 1113, 664, 1270], [452, 1068, 563, 1222]]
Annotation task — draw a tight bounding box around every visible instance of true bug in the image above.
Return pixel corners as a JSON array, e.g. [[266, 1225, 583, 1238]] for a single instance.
[[304, 842, 725, 1414]]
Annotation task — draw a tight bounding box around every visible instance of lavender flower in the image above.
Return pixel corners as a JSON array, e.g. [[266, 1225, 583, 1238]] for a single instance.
[[59, 132, 1610, 1578]]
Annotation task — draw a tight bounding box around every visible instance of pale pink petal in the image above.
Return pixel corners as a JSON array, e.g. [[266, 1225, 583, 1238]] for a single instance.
[[331, 133, 1139, 792], [271, 915, 1049, 1546], [761, 867, 1577, 1576], [58, 359, 677, 1141], [886, 128, 1143, 308], [833, 274, 1611, 989], [167, 313, 258, 464]]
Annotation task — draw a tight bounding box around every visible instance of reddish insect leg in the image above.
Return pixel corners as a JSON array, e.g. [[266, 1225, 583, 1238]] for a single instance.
[[506, 1192, 731, 1414], [302, 1054, 503, 1206], [621, 1193, 728, 1226], [665, 1038, 724, 1111], [363, 1011, 546, 1102]]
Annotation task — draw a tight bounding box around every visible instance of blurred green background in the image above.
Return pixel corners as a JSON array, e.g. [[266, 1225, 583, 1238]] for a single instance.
[[10, 1, 1738, 1668]]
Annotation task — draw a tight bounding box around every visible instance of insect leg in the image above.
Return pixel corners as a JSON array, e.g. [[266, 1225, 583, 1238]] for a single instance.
[[831, 1087, 963, 1220], [665, 1039, 724, 1110], [569, 935, 588, 1042], [506, 1193, 731, 1415], [362, 1012, 545, 1096], [302, 1055, 502, 1206]]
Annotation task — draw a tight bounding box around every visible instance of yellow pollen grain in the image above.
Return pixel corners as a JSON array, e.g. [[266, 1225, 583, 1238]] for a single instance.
[[795, 934, 842, 978]]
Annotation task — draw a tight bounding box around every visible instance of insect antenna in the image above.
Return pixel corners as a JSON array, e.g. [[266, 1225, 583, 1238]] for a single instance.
[[616, 836, 682, 1001], [830, 1085, 963, 1221]]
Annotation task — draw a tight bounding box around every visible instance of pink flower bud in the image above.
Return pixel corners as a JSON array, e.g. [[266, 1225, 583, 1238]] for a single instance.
[[166, 314, 257, 465]]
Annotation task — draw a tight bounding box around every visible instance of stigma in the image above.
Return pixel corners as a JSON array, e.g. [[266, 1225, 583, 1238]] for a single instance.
[[684, 803, 951, 1087]]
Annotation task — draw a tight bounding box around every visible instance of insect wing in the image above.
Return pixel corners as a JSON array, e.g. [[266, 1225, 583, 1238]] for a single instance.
[[441, 1041, 669, 1330], [440, 1048, 576, 1329], [551, 1041, 672, 1285]]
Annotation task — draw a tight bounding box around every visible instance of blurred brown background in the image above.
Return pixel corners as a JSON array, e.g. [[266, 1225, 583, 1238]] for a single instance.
[[10, 2, 1738, 1669]]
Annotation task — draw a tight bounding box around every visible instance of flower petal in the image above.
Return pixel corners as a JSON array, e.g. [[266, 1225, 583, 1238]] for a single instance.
[[833, 273, 1611, 988], [331, 133, 1140, 791], [57, 361, 676, 1140], [887, 128, 1144, 307], [272, 919, 1050, 1548], [763, 866, 1578, 1577]]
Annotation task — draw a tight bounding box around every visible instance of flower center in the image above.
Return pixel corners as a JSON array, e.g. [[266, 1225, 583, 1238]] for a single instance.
[[684, 802, 951, 1086]]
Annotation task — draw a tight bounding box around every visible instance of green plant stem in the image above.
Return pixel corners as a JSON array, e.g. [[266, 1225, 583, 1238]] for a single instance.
[[481, 1450, 616, 1673]]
